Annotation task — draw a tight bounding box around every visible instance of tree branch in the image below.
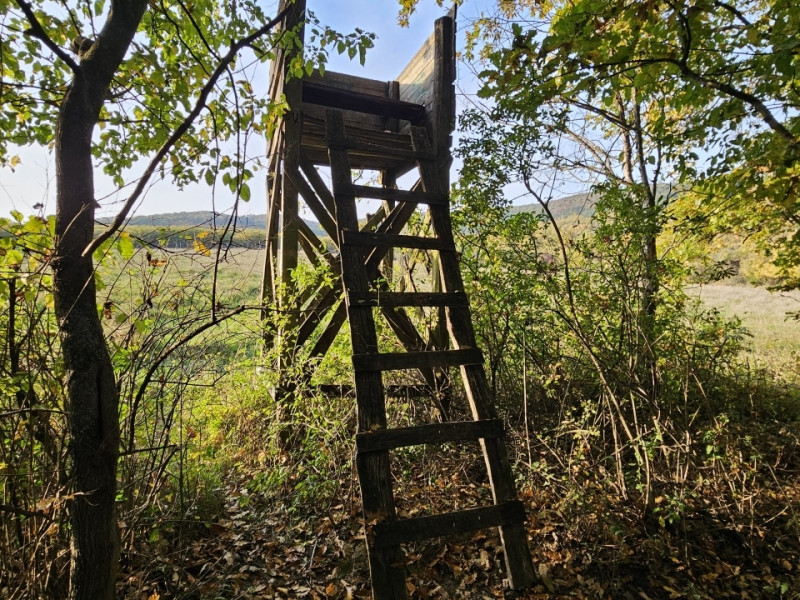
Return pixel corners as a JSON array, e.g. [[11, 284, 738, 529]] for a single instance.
[[589, 54, 798, 148], [15, 0, 80, 72], [125, 305, 247, 452], [83, 4, 291, 257], [0, 502, 53, 520], [674, 59, 798, 146], [713, 0, 752, 27]]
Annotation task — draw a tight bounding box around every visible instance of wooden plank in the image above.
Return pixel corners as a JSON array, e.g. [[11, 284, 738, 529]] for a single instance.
[[303, 100, 385, 135], [362, 205, 387, 233], [340, 135, 434, 161], [301, 145, 415, 171], [302, 69, 387, 133], [275, 0, 305, 353], [307, 69, 389, 96], [298, 227, 320, 268], [302, 115, 418, 170], [352, 348, 483, 373], [303, 80, 426, 123], [397, 32, 435, 111], [385, 80, 400, 132], [432, 14, 457, 162], [299, 155, 336, 216], [305, 116, 417, 153], [294, 287, 341, 349], [286, 163, 338, 243], [307, 300, 347, 362], [342, 230, 449, 251], [278, 173, 300, 286], [297, 219, 339, 274], [352, 185, 448, 206], [356, 419, 504, 453], [371, 501, 526, 549], [260, 154, 281, 313], [379, 305, 442, 393], [348, 291, 468, 308], [379, 169, 397, 286], [295, 198, 419, 356]]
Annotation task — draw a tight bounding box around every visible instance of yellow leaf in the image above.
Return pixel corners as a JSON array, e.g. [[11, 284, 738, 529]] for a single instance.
[[193, 239, 211, 257]]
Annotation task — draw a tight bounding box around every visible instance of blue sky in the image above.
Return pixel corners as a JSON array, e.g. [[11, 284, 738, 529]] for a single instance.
[[0, 0, 497, 219]]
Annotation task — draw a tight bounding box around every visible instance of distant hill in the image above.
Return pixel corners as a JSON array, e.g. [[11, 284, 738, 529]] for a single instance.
[[105, 191, 600, 236], [508, 185, 679, 221], [100, 211, 325, 237], [508, 192, 595, 220]]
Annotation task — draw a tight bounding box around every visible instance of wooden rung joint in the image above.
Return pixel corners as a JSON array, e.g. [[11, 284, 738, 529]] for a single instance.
[[370, 501, 526, 549], [303, 80, 427, 122], [352, 185, 448, 206], [348, 291, 468, 308], [337, 136, 435, 161], [356, 419, 505, 453], [342, 230, 450, 251], [352, 348, 483, 372]]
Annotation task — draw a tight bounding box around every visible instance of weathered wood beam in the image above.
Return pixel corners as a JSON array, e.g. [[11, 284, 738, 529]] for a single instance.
[[303, 80, 426, 123]]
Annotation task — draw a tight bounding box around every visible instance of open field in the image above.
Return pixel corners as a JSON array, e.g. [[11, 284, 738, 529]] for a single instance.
[[688, 283, 800, 375]]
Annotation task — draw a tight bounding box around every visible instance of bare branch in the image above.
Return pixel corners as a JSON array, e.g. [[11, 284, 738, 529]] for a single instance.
[[15, 0, 80, 72], [0, 503, 53, 520], [125, 305, 247, 452]]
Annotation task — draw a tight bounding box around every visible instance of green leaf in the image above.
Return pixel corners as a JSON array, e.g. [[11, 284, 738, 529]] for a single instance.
[[117, 232, 135, 259]]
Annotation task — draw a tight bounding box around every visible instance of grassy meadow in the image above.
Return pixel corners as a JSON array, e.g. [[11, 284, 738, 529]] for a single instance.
[[688, 283, 800, 378]]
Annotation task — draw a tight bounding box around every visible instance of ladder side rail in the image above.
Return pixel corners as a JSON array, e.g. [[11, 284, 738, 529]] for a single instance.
[[326, 109, 408, 600], [410, 126, 537, 590]]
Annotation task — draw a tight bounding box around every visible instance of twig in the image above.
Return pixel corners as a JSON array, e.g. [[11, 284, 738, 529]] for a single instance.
[[0, 503, 52, 520]]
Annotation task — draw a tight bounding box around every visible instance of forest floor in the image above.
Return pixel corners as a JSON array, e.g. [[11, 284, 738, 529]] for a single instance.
[[119, 417, 800, 600]]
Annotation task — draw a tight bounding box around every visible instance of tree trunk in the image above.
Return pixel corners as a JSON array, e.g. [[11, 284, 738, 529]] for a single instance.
[[55, 75, 121, 600], [51, 4, 148, 598]]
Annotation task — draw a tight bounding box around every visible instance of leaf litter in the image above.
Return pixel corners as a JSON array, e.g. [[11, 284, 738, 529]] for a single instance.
[[117, 426, 800, 599]]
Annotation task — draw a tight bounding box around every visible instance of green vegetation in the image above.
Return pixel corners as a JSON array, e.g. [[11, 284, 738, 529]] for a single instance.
[[689, 283, 800, 375]]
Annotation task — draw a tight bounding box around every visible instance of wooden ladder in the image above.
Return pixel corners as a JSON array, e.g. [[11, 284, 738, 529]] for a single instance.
[[325, 109, 535, 599]]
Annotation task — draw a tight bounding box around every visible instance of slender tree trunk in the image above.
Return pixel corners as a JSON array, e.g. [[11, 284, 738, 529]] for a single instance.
[[55, 75, 121, 600], [49, 4, 148, 598]]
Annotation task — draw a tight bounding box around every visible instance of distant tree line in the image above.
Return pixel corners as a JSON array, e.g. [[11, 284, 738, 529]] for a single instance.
[[114, 225, 270, 249]]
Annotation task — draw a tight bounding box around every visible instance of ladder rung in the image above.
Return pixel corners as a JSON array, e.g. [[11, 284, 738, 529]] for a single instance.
[[352, 185, 449, 206], [342, 230, 449, 251], [371, 501, 526, 549], [352, 348, 483, 372], [356, 419, 504, 453], [348, 291, 468, 308]]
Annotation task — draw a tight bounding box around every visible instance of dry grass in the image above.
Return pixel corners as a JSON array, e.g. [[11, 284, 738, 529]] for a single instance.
[[688, 283, 800, 376]]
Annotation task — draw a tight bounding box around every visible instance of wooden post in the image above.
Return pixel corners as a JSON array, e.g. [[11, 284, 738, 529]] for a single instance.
[[265, 0, 306, 370]]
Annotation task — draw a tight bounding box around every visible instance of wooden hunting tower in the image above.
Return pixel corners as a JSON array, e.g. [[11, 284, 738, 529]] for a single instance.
[[261, 2, 535, 597]]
